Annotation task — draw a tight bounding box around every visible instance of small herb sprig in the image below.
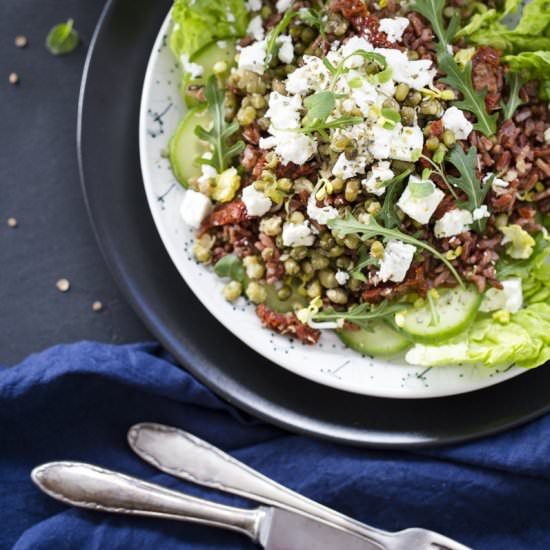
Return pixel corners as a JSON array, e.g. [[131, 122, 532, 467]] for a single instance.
[[298, 7, 325, 36], [502, 73, 525, 120], [446, 145, 493, 233], [46, 19, 80, 55], [313, 301, 407, 329], [411, 0, 497, 137], [195, 76, 245, 173], [329, 214, 465, 287]]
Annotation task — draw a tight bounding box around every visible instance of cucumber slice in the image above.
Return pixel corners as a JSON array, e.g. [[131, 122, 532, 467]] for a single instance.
[[169, 106, 212, 187], [191, 41, 237, 78], [400, 287, 481, 344], [265, 285, 307, 314], [339, 321, 411, 357]]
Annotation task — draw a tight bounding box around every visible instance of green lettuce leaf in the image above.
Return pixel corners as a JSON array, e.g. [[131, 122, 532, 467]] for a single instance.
[[460, 0, 550, 53], [504, 51, 550, 99], [406, 303, 550, 369], [170, 0, 248, 60]]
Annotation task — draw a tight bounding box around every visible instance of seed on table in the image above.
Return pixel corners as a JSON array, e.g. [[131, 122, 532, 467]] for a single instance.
[[92, 301, 104, 312], [15, 35, 28, 48], [7, 217, 18, 228], [56, 278, 71, 293], [9, 72, 19, 85]]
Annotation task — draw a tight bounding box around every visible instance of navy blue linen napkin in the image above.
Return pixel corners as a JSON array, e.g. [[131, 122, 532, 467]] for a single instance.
[[2, 342, 550, 550]]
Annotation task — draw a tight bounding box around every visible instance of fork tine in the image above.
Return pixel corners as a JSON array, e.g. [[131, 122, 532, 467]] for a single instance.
[[429, 531, 472, 550]]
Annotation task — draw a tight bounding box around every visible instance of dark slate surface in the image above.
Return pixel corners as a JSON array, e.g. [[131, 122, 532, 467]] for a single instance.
[[0, 0, 151, 365]]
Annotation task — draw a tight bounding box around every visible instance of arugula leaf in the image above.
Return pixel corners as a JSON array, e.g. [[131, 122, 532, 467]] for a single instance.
[[195, 76, 245, 173], [304, 91, 336, 124], [438, 52, 498, 137], [329, 214, 465, 288], [46, 19, 80, 55], [381, 108, 401, 130], [350, 247, 379, 282], [313, 301, 407, 329], [298, 7, 325, 36], [266, 8, 298, 62], [378, 169, 412, 229], [296, 116, 363, 135], [214, 254, 246, 283], [446, 145, 492, 233], [411, 0, 458, 52], [501, 72, 525, 120]]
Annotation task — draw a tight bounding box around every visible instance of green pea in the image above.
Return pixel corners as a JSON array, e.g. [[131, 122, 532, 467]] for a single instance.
[[237, 106, 257, 126], [311, 254, 329, 271], [289, 211, 305, 224], [345, 179, 361, 202], [400, 106, 416, 126], [420, 100, 441, 116], [336, 256, 353, 270], [426, 136, 440, 151], [284, 258, 300, 276], [277, 178, 293, 192], [277, 286, 292, 301], [223, 281, 242, 302], [405, 91, 422, 107], [319, 269, 338, 289], [327, 246, 345, 258], [301, 27, 316, 44], [290, 246, 308, 261], [343, 234, 360, 249], [307, 280, 322, 298], [327, 288, 348, 305]]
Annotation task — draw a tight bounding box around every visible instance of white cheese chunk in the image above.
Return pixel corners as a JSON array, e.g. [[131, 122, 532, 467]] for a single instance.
[[484, 172, 509, 194], [276, 0, 292, 12], [282, 222, 316, 247], [370, 126, 395, 159], [341, 36, 374, 68], [362, 161, 394, 196], [335, 270, 350, 286], [390, 125, 424, 162], [378, 17, 410, 43], [434, 209, 473, 238], [375, 48, 436, 89], [307, 194, 339, 225], [397, 175, 445, 224], [285, 55, 331, 95], [332, 152, 367, 180], [472, 205, 490, 221], [238, 40, 267, 75], [545, 127, 550, 144], [379, 240, 416, 283], [246, 0, 262, 10], [277, 35, 294, 64], [180, 54, 204, 80], [264, 91, 302, 129], [247, 15, 265, 41], [179, 190, 212, 229], [480, 279, 523, 313], [242, 185, 272, 217], [197, 163, 218, 186], [442, 107, 473, 140], [259, 130, 317, 165]]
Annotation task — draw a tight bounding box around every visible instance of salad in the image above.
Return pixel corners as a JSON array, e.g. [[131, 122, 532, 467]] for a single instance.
[[167, 0, 550, 369]]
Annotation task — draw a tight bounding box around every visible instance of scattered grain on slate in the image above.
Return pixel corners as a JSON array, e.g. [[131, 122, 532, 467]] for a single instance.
[[92, 301, 104, 312], [56, 278, 71, 293], [9, 72, 19, 85], [7, 218, 18, 228], [15, 35, 28, 48]]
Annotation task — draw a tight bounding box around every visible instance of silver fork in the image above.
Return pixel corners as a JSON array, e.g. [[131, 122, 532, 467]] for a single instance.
[[128, 423, 472, 550]]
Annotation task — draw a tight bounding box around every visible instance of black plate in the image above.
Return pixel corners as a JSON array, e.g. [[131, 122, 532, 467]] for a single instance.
[[79, 0, 550, 448]]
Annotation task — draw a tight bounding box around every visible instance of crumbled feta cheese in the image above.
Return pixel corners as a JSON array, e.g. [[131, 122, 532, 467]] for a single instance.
[[370, 124, 423, 162], [349, 79, 379, 117], [378, 240, 416, 283], [378, 17, 410, 43], [307, 194, 339, 225], [179, 190, 212, 228], [434, 209, 473, 238], [277, 35, 294, 64], [447, 44, 454, 55], [197, 163, 217, 186], [332, 152, 367, 180], [544, 127, 550, 144], [370, 125, 395, 159], [335, 270, 350, 285], [397, 175, 445, 224], [264, 91, 302, 129], [242, 185, 272, 217], [276, 0, 292, 12], [390, 125, 424, 162], [362, 161, 394, 196], [238, 40, 267, 75], [260, 130, 317, 165], [480, 279, 523, 314], [246, 0, 262, 10], [472, 205, 490, 221], [375, 48, 436, 89], [442, 107, 473, 140], [247, 15, 265, 41], [341, 36, 374, 68], [484, 172, 509, 194], [180, 54, 204, 80], [285, 55, 331, 95], [282, 222, 316, 247]]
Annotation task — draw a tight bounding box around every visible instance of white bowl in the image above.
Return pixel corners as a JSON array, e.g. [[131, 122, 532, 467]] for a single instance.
[[139, 12, 524, 398]]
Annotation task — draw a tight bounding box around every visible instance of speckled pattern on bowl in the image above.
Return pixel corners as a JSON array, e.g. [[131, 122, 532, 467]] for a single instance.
[[139, 12, 525, 399]]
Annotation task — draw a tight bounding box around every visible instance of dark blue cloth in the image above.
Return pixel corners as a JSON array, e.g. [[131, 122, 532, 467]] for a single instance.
[[3, 342, 550, 550]]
